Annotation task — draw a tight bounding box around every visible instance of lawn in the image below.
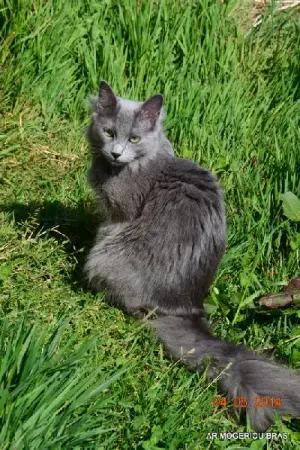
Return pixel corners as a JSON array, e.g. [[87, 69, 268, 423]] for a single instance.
[[0, 0, 300, 448]]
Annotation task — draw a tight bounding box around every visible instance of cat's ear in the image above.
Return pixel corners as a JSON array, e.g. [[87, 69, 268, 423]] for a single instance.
[[98, 81, 117, 114], [137, 94, 163, 130]]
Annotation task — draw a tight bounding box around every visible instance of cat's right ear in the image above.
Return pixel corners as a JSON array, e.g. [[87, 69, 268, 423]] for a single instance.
[[137, 94, 163, 130], [97, 81, 117, 114]]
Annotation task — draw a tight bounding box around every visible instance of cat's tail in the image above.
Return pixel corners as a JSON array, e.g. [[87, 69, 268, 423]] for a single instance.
[[149, 314, 300, 431]]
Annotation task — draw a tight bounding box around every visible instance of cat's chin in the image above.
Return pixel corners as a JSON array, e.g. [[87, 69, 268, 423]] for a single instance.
[[107, 156, 137, 166], [102, 154, 127, 166], [109, 159, 129, 167]]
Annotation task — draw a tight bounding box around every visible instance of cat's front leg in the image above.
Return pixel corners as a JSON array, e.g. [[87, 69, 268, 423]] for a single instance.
[[88, 153, 112, 191], [84, 222, 128, 291]]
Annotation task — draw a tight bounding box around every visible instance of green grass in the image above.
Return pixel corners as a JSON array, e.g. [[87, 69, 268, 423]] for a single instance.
[[0, 0, 300, 448], [0, 317, 129, 448]]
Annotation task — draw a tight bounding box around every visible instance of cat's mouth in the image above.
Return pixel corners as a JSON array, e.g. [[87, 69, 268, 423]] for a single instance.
[[109, 159, 128, 167], [103, 152, 126, 165]]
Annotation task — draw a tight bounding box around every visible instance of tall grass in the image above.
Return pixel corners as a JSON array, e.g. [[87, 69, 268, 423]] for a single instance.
[[1, 0, 300, 447], [0, 317, 127, 449]]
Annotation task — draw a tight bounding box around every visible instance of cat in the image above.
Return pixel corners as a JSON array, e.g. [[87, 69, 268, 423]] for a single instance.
[[84, 81, 300, 432]]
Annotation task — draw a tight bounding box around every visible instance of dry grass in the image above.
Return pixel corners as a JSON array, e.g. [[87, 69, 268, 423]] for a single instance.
[[229, 0, 300, 30]]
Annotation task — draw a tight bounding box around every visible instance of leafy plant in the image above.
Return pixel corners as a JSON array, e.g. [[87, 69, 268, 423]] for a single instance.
[[280, 191, 300, 222]]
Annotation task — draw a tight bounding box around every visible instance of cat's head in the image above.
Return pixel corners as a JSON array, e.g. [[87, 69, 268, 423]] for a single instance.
[[88, 81, 165, 165]]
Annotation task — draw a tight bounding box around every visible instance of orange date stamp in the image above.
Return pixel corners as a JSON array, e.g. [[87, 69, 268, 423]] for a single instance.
[[213, 396, 283, 409]]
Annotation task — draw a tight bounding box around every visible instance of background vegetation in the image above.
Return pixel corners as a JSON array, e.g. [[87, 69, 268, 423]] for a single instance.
[[0, 0, 299, 448]]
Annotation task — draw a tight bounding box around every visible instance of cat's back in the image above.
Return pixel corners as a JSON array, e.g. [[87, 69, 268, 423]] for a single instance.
[[134, 156, 226, 298], [166, 157, 220, 189], [138, 156, 225, 246], [148, 156, 224, 211]]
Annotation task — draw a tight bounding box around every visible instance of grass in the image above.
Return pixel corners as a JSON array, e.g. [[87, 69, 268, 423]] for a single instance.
[[0, 317, 128, 448], [0, 0, 300, 448]]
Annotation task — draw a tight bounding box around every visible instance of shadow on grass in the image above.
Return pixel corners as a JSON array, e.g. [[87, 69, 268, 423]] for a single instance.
[[3, 200, 299, 331], [1, 200, 103, 292]]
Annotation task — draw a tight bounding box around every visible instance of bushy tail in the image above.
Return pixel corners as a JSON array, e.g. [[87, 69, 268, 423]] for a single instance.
[[150, 315, 300, 432]]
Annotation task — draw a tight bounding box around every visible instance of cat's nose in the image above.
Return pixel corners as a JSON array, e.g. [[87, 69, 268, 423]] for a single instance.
[[111, 151, 121, 160], [111, 144, 123, 160]]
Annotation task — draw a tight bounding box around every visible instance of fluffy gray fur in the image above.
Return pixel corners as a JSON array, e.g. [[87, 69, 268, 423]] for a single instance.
[[85, 81, 300, 432]]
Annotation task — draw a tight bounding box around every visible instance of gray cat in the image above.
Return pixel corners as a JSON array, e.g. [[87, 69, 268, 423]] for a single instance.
[[85, 81, 300, 432]]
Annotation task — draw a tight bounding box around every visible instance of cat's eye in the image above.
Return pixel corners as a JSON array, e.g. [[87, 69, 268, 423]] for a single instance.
[[104, 128, 114, 137], [129, 136, 140, 144]]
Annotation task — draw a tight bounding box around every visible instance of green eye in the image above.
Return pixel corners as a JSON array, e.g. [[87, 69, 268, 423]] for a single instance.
[[104, 129, 114, 137], [129, 136, 140, 143]]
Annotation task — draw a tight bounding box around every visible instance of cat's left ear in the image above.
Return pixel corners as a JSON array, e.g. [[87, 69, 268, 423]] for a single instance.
[[137, 94, 163, 130]]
